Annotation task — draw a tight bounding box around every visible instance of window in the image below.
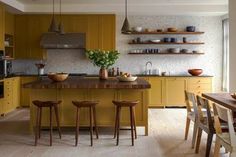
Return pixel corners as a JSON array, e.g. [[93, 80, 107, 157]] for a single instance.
[[222, 19, 229, 92]]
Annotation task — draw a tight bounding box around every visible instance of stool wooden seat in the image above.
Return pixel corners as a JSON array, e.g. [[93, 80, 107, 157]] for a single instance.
[[32, 100, 62, 146], [112, 100, 139, 146], [72, 101, 99, 146]]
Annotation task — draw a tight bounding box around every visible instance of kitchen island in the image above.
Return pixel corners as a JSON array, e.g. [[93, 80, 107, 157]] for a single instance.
[[24, 77, 151, 135]]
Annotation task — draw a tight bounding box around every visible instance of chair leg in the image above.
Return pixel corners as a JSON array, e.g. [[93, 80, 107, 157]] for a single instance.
[[205, 133, 213, 157], [75, 107, 80, 146], [195, 128, 202, 153], [184, 117, 191, 140], [89, 106, 93, 146], [54, 105, 61, 139], [93, 106, 99, 139], [192, 123, 198, 148], [114, 106, 118, 139], [116, 107, 121, 146], [132, 107, 137, 139], [35, 107, 40, 146], [38, 107, 42, 139], [49, 106, 53, 146], [213, 137, 221, 157], [130, 107, 134, 146]]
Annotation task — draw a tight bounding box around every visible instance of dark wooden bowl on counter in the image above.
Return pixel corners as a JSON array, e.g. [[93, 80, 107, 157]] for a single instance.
[[48, 73, 69, 82], [188, 69, 203, 76]]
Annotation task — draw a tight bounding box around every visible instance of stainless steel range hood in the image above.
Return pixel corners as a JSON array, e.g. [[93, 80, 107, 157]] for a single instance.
[[40, 33, 86, 49]]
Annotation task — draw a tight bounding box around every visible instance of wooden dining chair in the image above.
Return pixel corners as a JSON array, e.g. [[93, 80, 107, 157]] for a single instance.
[[195, 96, 215, 157], [212, 103, 236, 157], [184, 91, 199, 148]]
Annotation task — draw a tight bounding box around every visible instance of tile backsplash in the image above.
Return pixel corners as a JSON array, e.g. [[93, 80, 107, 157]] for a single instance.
[[12, 15, 223, 91]]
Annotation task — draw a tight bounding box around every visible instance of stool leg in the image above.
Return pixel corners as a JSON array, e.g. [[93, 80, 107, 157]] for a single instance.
[[49, 106, 53, 146], [54, 105, 62, 139], [35, 107, 40, 146], [130, 107, 134, 146], [89, 106, 93, 146], [38, 107, 42, 139], [116, 106, 121, 146], [132, 107, 137, 139], [93, 106, 99, 139], [114, 106, 118, 139], [75, 107, 80, 146]]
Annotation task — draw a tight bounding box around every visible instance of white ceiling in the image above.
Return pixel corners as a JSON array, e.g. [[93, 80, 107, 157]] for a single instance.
[[0, 0, 228, 16]]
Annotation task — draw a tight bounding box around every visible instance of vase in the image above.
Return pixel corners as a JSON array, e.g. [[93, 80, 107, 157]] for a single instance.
[[99, 68, 108, 80]]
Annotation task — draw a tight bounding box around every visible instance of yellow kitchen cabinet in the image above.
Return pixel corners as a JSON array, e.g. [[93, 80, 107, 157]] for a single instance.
[[5, 11, 14, 36], [165, 78, 188, 107], [87, 15, 99, 49], [147, 77, 164, 107], [0, 97, 3, 115], [187, 77, 212, 96], [0, 3, 5, 50], [15, 15, 29, 59], [20, 77, 38, 107], [12, 77, 20, 108], [98, 15, 116, 50], [3, 78, 13, 114]]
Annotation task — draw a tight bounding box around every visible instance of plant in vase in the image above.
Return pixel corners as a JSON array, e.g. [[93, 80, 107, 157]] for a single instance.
[[86, 49, 120, 80]]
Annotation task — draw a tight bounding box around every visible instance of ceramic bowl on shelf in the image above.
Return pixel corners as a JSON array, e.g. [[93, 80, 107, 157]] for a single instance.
[[168, 48, 180, 53], [48, 72, 69, 82], [188, 69, 203, 76], [133, 27, 143, 32], [117, 76, 137, 82], [167, 27, 178, 32], [186, 26, 196, 32], [150, 39, 161, 43]]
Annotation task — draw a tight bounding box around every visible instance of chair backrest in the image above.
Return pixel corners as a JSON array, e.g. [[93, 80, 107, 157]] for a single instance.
[[213, 103, 236, 146], [196, 96, 214, 132], [185, 90, 199, 117]]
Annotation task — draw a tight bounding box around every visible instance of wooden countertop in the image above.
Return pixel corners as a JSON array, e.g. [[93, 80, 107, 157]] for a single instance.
[[23, 77, 151, 89]]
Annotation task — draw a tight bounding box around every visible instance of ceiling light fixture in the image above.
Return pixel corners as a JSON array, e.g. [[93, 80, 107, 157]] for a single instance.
[[121, 0, 131, 34], [48, 0, 59, 33], [58, 0, 65, 34]]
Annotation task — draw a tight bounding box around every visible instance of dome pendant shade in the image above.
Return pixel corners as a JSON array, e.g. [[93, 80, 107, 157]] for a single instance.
[[48, 17, 59, 32], [121, 17, 131, 33]]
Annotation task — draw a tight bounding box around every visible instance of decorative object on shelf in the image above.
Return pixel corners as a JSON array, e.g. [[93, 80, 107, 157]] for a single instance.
[[48, 72, 69, 82], [86, 50, 120, 80], [163, 37, 171, 43], [35, 61, 46, 75], [48, 0, 59, 32], [145, 28, 151, 32], [188, 69, 203, 76], [171, 38, 177, 43], [186, 26, 196, 32], [168, 48, 180, 53], [121, 0, 131, 33], [181, 49, 192, 53], [150, 39, 161, 43], [156, 29, 163, 32], [133, 27, 143, 32], [167, 27, 178, 32], [183, 37, 187, 43]]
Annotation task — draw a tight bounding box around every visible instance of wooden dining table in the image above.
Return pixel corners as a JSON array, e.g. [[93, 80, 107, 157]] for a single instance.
[[202, 93, 236, 111]]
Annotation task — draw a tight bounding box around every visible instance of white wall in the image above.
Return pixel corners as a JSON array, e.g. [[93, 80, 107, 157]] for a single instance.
[[12, 15, 223, 91], [229, 0, 236, 92]]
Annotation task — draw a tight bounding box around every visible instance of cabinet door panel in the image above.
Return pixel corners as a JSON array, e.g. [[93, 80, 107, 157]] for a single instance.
[[165, 78, 187, 106], [0, 4, 4, 50], [148, 77, 164, 107], [87, 15, 99, 49]]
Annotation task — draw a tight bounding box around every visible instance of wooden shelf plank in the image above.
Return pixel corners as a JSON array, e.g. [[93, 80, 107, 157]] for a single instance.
[[128, 53, 205, 55], [128, 42, 205, 45], [123, 31, 205, 35]]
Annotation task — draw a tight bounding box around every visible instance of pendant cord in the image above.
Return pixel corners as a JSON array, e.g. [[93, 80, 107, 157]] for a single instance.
[[53, 0, 54, 18], [125, 0, 127, 18], [60, 0, 62, 22]]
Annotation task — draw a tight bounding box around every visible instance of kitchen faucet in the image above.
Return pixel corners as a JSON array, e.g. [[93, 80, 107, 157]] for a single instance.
[[145, 61, 152, 75]]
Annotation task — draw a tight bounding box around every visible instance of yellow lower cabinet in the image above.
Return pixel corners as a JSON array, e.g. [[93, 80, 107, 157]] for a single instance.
[[187, 78, 212, 96], [148, 77, 164, 107], [0, 98, 4, 115], [165, 78, 188, 107], [20, 77, 38, 107], [12, 77, 21, 108], [3, 78, 13, 114]]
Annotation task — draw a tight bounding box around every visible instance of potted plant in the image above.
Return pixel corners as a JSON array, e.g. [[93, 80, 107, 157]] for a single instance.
[[86, 49, 120, 80]]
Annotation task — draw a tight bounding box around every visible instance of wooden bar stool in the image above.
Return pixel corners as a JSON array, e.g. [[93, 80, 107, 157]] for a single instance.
[[32, 100, 62, 146], [72, 101, 99, 146], [112, 100, 138, 146]]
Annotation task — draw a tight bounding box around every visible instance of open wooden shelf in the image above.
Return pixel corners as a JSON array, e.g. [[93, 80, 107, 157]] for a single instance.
[[128, 52, 205, 55], [128, 42, 205, 45], [123, 31, 205, 35]]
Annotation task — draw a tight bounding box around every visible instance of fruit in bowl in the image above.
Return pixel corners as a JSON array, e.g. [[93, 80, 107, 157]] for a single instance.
[[48, 72, 69, 82], [231, 93, 236, 100], [117, 73, 137, 82]]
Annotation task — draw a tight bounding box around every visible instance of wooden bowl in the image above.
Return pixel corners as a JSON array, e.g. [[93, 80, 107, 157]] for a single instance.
[[117, 76, 137, 82], [231, 94, 236, 100], [188, 69, 203, 76], [48, 73, 69, 82], [167, 27, 178, 32]]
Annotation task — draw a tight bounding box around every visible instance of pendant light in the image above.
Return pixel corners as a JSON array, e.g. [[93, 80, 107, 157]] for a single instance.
[[121, 0, 131, 33], [58, 0, 65, 34], [48, 0, 59, 32]]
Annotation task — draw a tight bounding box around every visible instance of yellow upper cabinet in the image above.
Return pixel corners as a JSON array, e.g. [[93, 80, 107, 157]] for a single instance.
[[0, 3, 5, 50], [87, 15, 99, 49], [5, 11, 14, 35]]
